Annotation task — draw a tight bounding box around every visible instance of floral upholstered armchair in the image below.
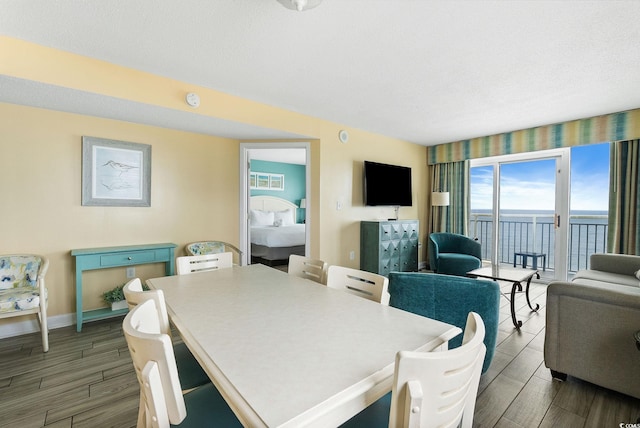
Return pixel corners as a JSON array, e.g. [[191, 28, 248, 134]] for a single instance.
[[0, 255, 49, 352], [185, 241, 243, 266]]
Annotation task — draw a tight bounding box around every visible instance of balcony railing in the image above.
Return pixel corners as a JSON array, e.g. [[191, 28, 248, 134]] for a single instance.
[[469, 212, 608, 273]]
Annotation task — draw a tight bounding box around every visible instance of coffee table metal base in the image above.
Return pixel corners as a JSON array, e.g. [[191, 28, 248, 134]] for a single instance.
[[467, 266, 540, 329]]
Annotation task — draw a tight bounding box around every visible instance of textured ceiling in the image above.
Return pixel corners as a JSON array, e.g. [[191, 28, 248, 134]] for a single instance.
[[1, 0, 640, 146]]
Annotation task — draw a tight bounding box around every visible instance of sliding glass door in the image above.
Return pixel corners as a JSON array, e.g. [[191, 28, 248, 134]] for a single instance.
[[470, 149, 570, 281], [470, 144, 611, 281]]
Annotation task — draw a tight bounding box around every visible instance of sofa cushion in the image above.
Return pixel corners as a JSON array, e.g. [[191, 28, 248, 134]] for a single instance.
[[572, 269, 639, 288]]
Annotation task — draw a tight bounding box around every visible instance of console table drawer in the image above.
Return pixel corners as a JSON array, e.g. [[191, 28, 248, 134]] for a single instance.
[[100, 251, 158, 267]]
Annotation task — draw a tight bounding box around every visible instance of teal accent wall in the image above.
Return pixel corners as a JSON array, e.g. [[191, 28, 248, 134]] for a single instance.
[[250, 160, 306, 223]]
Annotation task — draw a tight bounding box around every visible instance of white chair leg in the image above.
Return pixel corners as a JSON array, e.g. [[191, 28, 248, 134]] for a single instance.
[[38, 308, 49, 352]]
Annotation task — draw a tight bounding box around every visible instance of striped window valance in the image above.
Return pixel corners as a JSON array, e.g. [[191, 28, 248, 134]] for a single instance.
[[428, 108, 640, 165]]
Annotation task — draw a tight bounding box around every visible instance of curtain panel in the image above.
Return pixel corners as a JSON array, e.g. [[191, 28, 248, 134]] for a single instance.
[[428, 109, 640, 165], [608, 140, 640, 255], [429, 161, 469, 235]]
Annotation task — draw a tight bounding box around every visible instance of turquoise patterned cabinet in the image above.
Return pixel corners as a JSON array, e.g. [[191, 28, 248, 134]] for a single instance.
[[72, 243, 176, 332], [360, 220, 419, 276]]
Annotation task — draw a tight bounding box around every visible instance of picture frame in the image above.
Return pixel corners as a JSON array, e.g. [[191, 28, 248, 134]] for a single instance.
[[256, 173, 270, 189], [82, 136, 152, 207], [269, 174, 284, 191], [250, 172, 285, 191]]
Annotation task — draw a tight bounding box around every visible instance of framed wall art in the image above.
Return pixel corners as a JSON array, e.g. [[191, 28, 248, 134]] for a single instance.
[[81, 136, 152, 207], [250, 172, 285, 191], [269, 174, 284, 191]]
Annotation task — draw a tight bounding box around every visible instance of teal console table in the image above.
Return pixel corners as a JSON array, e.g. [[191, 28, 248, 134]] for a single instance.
[[72, 243, 177, 332]]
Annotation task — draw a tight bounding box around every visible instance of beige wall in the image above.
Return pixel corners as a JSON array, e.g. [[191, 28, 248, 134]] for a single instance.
[[318, 129, 428, 268], [0, 37, 428, 329], [1, 103, 243, 317]]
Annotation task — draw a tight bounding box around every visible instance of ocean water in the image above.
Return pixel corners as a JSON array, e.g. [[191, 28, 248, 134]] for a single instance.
[[469, 209, 608, 272]]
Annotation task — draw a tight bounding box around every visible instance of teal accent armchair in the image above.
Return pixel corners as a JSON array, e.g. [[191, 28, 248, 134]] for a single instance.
[[429, 232, 482, 276], [388, 272, 499, 373]]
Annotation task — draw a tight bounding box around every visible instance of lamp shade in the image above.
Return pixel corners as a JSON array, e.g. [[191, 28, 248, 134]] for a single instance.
[[299, 198, 306, 209], [432, 192, 450, 207]]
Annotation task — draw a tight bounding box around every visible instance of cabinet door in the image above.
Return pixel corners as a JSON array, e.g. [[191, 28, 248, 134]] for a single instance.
[[400, 221, 419, 271], [380, 223, 394, 241], [379, 240, 400, 275], [401, 221, 419, 240], [400, 237, 418, 271]]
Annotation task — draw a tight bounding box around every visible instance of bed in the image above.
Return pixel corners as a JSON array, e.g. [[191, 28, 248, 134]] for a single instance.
[[249, 196, 306, 265]]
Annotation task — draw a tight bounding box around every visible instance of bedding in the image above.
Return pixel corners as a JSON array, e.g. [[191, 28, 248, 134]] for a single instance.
[[250, 224, 306, 248], [249, 197, 305, 264]]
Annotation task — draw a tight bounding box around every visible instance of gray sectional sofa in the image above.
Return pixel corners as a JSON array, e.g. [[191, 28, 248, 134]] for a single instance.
[[544, 253, 640, 399]]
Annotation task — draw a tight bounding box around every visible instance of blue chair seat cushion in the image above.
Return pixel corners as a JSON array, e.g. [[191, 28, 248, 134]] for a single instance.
[[178, 382, 243, 427], [338, 392, 391, 427], [436, 253, 481, 276], [0, 287, 46, 313], [173, 342, 210, 390]]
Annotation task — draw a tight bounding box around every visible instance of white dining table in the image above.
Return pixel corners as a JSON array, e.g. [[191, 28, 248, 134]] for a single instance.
[[147, 264, 461, 428]]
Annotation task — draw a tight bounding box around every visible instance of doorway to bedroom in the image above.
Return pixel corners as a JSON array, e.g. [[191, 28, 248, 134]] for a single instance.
[[239, 143, 310, 268]]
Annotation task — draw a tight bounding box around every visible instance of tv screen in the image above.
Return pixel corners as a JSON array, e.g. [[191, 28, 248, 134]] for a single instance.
[[363, 161, 412, 206]]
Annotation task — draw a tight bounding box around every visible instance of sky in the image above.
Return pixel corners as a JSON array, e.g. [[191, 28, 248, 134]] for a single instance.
[[470, 142, 610, 212]]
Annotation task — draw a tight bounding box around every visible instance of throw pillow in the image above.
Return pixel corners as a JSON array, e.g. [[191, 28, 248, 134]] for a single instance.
[[274, 209, 294, 226], [250, 209, 275, 226]]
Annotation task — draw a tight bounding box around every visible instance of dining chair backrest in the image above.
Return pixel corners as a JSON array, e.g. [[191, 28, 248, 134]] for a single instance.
[[141, 360, 170, 428], [288, 255, 328, 284], [389, 312, 486, 428], [176, 252, 233, 275], [123, 299, 187, 426], [123, 278, 171, 335], [325, 265, 390, 305]]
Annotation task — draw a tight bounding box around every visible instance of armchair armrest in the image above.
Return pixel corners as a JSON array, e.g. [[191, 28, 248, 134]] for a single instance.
[[547, 280, 640, 308], [544, 280, 640, 399], [589, 253, 640, 276]]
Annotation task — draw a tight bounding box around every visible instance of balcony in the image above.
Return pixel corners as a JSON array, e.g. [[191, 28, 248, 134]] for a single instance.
[[469, 211, 608, 281]]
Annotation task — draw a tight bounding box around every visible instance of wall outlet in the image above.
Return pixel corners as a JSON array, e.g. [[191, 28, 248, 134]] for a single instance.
[[349, 250, 355, 260], [126, 267, 135, 279]]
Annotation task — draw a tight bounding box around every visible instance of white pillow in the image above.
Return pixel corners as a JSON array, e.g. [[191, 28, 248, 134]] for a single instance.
[[635, 269, 640, 280], [274, 209, 295, 226], [250, 209, 275, 226]]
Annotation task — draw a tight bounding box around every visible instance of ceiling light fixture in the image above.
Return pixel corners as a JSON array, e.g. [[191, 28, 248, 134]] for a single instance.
[[277, 0, 322, 12]]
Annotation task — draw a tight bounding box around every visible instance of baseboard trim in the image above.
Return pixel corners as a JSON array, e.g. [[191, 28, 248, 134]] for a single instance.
[[0, 313, 75, 339]]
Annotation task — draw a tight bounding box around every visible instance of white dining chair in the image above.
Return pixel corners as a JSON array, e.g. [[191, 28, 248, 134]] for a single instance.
[[176, 252, 233, 275], [325, 265, 390, 305], [340, 312, 486, 428], [122, 278, 209, 391], [287, 254, 328, 284], [123, 299, 242, 428]]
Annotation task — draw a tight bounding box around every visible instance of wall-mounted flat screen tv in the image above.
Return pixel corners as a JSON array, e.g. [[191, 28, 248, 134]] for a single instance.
[[363, 161, 412, 206]]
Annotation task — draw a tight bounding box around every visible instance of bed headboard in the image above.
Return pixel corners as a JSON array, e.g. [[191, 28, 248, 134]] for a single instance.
[[250, 196, 298, 217]]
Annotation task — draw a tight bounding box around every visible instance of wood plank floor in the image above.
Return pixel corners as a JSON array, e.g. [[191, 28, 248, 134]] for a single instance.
[[0, 281, 638, 427]]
